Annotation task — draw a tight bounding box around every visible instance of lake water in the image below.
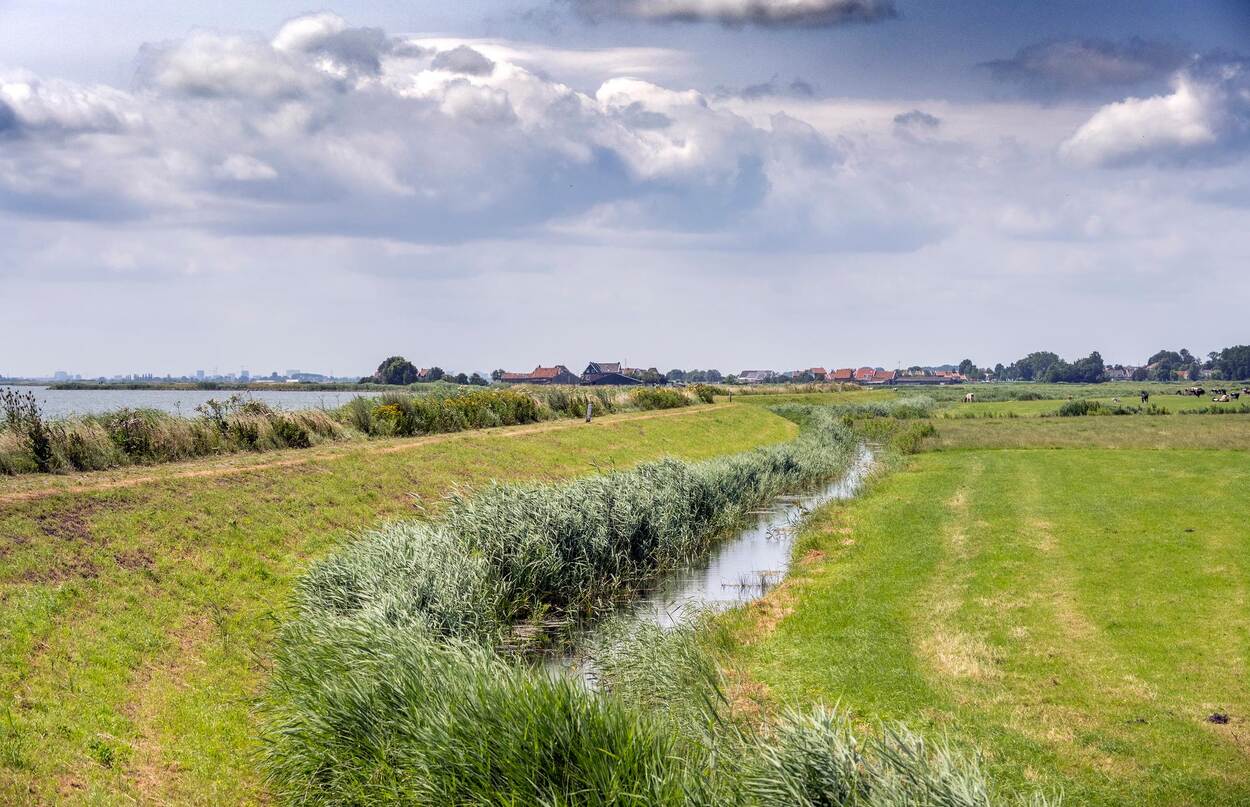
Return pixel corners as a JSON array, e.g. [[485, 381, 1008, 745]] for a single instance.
[[0, 386, 381, 419]]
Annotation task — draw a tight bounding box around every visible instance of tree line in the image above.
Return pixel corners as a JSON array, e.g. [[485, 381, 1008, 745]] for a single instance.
[[958, 345, 1250, 383]]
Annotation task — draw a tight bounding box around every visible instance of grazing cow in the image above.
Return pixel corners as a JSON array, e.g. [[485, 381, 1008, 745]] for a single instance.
[[1140, 390, 1150, 404], [1112, 397, 1121, 403], [963, 392, 976, 403], [1232, 392, 1241, 400], [1242, 387, 1250, 395]]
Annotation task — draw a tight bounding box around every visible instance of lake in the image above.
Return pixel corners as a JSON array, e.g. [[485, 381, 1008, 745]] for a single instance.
[[0, 386, 381, 419]]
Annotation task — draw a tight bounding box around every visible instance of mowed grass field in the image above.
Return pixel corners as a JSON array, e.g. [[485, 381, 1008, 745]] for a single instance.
[[0, 404, 796, 805], [727, 405, 1250, 805]]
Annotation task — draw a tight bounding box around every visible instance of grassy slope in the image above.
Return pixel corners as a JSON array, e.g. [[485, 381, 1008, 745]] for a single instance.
[[727, 432, 1250, 805], [0, 404, 796, 805]]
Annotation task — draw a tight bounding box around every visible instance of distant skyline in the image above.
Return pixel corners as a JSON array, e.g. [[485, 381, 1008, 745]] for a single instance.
[[2, 1, 1248, 375]]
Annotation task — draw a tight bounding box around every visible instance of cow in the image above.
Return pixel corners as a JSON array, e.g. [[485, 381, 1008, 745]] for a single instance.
[[963, 392, 976, 403], [1140, 390, 1150, 404], [1214, 394, 1232, 403]]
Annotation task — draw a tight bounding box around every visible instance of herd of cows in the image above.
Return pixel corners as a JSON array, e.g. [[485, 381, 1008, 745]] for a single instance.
[[1178, 386, 1250, 403], [960, 387, 1250, 406]]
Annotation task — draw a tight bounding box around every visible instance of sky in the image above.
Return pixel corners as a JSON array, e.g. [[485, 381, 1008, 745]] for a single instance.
[[1, 0, 1248, 377]]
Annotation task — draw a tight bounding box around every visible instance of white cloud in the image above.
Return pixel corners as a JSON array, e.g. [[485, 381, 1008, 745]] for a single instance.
[[0, 72, 140, 133], [215, 154, 278, 181], [1061, 59, 1250, 166]]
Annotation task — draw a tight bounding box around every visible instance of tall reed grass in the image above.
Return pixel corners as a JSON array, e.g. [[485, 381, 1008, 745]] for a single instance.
[[267, 407, 1015, 804], [0, 385, 704, 475]]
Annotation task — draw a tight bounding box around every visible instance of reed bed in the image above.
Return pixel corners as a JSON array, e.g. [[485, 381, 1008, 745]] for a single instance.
[[259, 406, 1048, 805], [0, 385, 702, 475]]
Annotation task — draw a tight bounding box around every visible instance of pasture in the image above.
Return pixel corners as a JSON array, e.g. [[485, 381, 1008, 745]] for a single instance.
[[723, 389, 1250, 806]]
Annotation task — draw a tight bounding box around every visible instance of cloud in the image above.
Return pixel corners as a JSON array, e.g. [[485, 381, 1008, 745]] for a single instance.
[[1061, 56, 1250, 166], [271, 11, 401, 76], [431, 45, 496, 76], [0, 72, 139, 134], [568, 0, 897, 28], [0, 13, 939, 254], [979, 38, 1189, 98], [893, 109, 939, 128], [728, 75, 817, 99]]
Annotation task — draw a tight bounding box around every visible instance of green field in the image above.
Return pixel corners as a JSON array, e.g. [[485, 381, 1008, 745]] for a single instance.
[[724, 394, 1250, 805], [5, 383, 1250, 804], [0, 404, 795, 804]]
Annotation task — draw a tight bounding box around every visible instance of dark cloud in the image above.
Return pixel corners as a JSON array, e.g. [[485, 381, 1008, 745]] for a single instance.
[[567, 0, 897, 29], [0, 100, 18, 135], [432, 45, 496, 76], [979, 38, 1189, 98], [893, 109, 940, 128], [719, 75, 817, 99]]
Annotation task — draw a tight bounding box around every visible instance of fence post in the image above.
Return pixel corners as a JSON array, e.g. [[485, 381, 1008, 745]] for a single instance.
[[585, 401, 593, 423]]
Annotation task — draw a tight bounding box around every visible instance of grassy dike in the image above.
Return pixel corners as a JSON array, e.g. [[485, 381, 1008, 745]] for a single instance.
[[722, 423, 1250, 805], [0, 404, 795, 805]]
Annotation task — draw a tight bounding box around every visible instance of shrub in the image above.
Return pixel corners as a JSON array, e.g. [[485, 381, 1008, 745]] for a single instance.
[[630, 387, 691, 410], [1056, 399, 1103, 417], [691, 384, 717, 404]]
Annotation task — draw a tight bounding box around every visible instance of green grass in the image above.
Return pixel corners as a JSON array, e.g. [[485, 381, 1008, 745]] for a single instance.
[[929, 415, 1250, 451], [725, 444, 1250, 805], [943, 394, 1240, 418], [0, 404, 795, 805]]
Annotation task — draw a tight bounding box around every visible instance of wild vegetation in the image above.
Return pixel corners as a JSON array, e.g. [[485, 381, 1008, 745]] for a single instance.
[[0, 385, 697, 475], [261, 406, 1056, 804], [0, 404, 792, 804]]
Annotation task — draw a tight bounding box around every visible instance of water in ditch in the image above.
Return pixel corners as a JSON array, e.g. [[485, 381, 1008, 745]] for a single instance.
[[544, 445, 875, 680]]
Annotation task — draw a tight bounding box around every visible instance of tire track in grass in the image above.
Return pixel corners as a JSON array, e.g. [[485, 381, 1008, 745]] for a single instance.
[[914, 458, 1005, 686]]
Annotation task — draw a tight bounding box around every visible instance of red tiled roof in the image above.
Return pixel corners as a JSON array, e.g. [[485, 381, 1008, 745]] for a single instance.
[[809, 367, 827, 376], [832, 369, 854, 380], [530, 366, 563, 378], [872, 370, 897, 382]]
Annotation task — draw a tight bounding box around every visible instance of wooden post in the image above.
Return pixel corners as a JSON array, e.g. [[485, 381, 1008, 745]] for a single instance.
[[585, 401, 593, 422]]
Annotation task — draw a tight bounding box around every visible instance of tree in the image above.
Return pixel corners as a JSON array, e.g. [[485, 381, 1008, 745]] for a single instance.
[[371, 356, 419, 385], [993, 363, 1006, 379], [454, 372, 469, 385], [427, 367, 445, 382], [490, 369, 506, 381], [1214, 345, 1250, 381], [1006, 351, 1060, 381], [470, 372, 488, 386], [666, 369, 687, 382], [706, 369, 724, 383]]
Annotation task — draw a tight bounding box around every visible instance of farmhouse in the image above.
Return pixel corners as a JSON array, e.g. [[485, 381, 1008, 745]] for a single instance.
[[738, 370, 774, 384], [806, 368, 828, 381], [832, 368, 854, 382], [853, 367, 877, 383], [499, 365, 581, 385], [582, 362, 642, 385]]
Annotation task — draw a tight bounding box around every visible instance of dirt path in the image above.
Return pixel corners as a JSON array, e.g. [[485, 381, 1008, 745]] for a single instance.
[[0, 406, 709, 506]]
